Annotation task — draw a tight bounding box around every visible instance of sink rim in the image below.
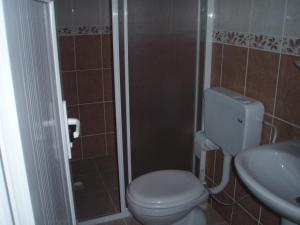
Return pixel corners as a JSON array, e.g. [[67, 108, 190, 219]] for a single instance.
[[234, 141, 300, 224]]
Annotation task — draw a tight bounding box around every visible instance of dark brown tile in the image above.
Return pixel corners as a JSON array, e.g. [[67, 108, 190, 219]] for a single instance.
[[221, 45, 247, 94], [206, 177, 214, 189], [75, 191, 115, 220], [275, 54, 300, 125], [211, 43, 223, 87], [246, 49, 279, 114], [94, 155, 118, 171], [260, 205, 280, 225], [79, 103, 105, 135], [105, 102, 116, 132], [67, 105, 79, 118], [103, 69, 114, 101], [106, 133, 117, 156], [59, 36, 75, 71], [124, 216, 143, 225], [231, 205, 258, 225], [203, 205, 229, 225], [109, 188, 120, 212], [73, 174, 105, 193], [273, 119, 300, 142], [82, 134, 106, 158], [77, 70, 103, 104], [235, 176, 260, 219], [71, 138, 82, 160], [71, 159, 97, 177], [101, 168, 119, 189], [205, 150, 216, 180], [102, 34, 113, 68], [103, 219, 126, 225], [62, 72, 78, 105], [211, 192, 233, 224], [213, 150, 223, 184], [75, 35, 102, 70]]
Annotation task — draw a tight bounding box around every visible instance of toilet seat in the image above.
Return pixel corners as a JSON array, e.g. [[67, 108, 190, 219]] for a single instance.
[[127, 170, 207, 210]]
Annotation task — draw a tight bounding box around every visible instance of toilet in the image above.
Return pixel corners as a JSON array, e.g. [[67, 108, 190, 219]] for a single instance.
[[126, 88, 265, 225], [127, 170, 208, 225]]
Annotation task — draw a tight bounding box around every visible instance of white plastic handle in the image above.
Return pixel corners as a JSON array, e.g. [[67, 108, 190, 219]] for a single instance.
[[67, 118, 80, 139]]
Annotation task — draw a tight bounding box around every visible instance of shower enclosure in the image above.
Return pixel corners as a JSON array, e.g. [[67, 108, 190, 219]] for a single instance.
[[54, 0, 209, 223], [55, 0, 121, 221]]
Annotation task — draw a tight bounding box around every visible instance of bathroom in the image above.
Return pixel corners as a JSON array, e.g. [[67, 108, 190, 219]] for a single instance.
[[0, 0, 299, 225]]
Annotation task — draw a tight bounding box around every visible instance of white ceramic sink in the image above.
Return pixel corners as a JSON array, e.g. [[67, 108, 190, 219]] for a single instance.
[[235, 141, 300, 225]]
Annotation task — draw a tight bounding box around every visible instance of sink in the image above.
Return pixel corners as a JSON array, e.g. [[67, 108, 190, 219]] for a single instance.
[[235, 141, 300, 225]]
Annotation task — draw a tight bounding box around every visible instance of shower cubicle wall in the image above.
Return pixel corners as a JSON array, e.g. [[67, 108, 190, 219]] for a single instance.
[[120, 0, 204, 179]]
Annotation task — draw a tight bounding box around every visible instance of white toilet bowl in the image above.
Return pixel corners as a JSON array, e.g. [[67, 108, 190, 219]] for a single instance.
[[126, 170, 208, 225]]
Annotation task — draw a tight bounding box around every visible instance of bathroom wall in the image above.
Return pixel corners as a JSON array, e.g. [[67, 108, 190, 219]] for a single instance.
[[55, 0, 116, 160], [206, 0, 300, 224]]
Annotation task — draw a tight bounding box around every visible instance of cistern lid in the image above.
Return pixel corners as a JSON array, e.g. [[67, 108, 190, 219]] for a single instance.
[[127, 170, 206, 208]]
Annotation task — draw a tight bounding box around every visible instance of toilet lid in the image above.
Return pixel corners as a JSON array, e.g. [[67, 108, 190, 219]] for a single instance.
[[127, 170, 206, 209]]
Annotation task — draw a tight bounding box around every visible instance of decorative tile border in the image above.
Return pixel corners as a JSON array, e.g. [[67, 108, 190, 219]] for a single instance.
[[249, 34, 282, 52], [282, 37, 300, 56], [213, 30, 300, 56], [58, 25, 112, 36]]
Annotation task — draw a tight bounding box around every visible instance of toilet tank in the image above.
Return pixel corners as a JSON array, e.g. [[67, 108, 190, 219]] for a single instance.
[[203, 88, 264, 156]]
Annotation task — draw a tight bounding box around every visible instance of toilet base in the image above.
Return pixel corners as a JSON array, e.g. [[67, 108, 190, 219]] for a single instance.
[[173, 206, 206, 225]]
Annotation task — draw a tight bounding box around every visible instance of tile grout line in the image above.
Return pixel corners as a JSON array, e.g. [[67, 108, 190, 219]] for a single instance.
[[92, 159, 118, 216], [273, 116, 300, 129], [100, 34, 109, 155], [243, 0, 254, 97], [62, 67, 112, 73], [258, 206, 262, 225], [81, 132, 116, 138], [72, 34, 84, 160], [237, 203, 261, 224], [271, 0, 288, 123], [68, 100, 113, 108], [270, 0, 289, 141]]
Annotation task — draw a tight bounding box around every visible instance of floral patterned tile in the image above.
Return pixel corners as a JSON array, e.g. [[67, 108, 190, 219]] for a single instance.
[[249, 34, 282, 53], [213, 30, 300, 56], [223, 32, 249, 47], [282, 37, 300, 56], [58, 25, 112, 36]]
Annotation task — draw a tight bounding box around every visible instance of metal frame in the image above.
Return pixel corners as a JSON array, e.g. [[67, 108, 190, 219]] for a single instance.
[[199, 0, 215, 182], [49, 1, 77, 223], [80, 0, 215, 222], [111, 0, 127, 213], [123, 0, 132, 184], [75, 1, 130, 224], [78, 211, 130, 225]]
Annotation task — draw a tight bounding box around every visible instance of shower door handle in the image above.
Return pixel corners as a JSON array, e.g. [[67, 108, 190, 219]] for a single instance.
[[67, 118, 80, 139]]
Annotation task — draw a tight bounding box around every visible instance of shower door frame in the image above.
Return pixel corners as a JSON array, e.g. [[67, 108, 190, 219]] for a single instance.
[[122, 0, 215, 183], [78, 0, 130, 224], [78, 0, 214, 223]]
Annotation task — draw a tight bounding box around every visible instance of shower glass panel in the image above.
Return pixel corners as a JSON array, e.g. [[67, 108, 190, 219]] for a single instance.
[[55, 0, 120, 221], [127, 0, 200, 178]]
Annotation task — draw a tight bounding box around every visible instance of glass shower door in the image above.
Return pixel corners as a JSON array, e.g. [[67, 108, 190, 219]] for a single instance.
[[126, 0, 201, 178]]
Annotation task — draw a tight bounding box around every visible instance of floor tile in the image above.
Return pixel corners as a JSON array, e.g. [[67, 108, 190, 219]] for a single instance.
[[73, 174, 105, 193], [94, 155, 118, 171], [124, 216, 143, 225], [75, 191, 115, 221], [101, 168, 119, 189], [71, 159, 98, 177]]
